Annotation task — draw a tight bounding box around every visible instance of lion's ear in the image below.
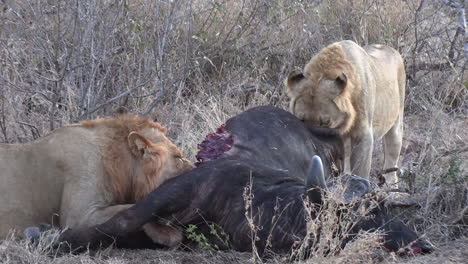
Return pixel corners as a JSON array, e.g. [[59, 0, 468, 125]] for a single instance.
[[285, 70, 305, 94], [335, 73, 347, 92], [128, 132, 152, 158]]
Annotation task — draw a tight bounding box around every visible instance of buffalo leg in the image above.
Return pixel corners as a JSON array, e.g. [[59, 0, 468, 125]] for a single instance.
[[80, 204, 183, 248]]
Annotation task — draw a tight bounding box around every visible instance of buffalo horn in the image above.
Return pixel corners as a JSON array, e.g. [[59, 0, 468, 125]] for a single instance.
[[306, 155, 328, 203]]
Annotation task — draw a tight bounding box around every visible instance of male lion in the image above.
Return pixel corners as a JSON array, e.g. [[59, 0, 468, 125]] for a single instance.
[[0, 114, 193, 244], [285, 40, 405, 187]]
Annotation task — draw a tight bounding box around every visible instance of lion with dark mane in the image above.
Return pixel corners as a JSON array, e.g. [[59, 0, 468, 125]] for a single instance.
[[286, 40, 405, 187], [0, 115, 193, 245]]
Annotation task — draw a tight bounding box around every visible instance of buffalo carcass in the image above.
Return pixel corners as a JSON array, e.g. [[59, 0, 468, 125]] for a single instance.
[[56, 106, 432, 257]]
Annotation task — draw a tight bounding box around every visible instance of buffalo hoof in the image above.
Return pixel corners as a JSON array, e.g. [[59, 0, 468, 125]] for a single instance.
[[23, 226, 41, 242], [23, 224, 62, 250]]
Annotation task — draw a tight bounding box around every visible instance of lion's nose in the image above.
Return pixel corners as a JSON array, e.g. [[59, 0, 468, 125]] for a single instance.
[[319, 116, 331, 127], [183, 158, 195, 169], [295, 112, 305, 121]]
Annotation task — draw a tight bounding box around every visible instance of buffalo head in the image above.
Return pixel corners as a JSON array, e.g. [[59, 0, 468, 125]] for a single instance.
[[306, 156, 433, 256]]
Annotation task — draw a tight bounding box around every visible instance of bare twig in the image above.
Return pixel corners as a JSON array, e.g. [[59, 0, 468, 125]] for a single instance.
[[78, 81, 150, 120], [0, 95, 8, 143], [440, 0, 468, 60], [16, 121, 41, 139]]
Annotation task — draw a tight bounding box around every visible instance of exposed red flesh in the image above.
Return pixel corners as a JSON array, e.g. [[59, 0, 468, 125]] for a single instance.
[[383, 245, 425, 257], [195, 124, 233, 166], [411, 246, 423, 255]]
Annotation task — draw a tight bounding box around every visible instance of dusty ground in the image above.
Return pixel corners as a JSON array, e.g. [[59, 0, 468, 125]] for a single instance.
[[1, 236, 466, 263], [102, 237, 468, 264]]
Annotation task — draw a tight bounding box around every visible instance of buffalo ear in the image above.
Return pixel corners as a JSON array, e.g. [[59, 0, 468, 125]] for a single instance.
[[285, 70, 305, 94], [128, 132, 151, 158], [385, 192, 419, 208]]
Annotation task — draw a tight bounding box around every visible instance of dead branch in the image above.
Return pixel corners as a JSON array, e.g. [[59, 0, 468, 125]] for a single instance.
[[78, 81, 151, 120], [453, 206, 468, 224], [16, 121, 41, 140], [440, 0, 468, 60]]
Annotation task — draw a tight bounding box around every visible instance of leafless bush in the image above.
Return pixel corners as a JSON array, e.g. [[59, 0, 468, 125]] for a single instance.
[[289, 194, 384, 263], [1, 0, 465, 140], [402, 1, 467, 115], [0, 0, 322, 142], [318, 0, 412, 46]]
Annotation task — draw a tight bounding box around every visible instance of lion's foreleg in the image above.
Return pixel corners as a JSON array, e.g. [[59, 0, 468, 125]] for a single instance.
[[350, 131, 374, 178], [343, 137, 352, 174], [382, 118, 403, 187]]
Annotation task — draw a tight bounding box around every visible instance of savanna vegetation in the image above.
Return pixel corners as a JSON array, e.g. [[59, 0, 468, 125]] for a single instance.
[[0, 0, 466, 263]]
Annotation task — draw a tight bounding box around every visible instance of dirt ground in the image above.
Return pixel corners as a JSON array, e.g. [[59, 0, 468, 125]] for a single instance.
[[106, 237, 468, 264], [1, 237, 466, 264]]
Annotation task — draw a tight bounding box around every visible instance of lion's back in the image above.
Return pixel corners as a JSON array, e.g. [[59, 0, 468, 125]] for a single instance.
[[337, 41, 405, 137]]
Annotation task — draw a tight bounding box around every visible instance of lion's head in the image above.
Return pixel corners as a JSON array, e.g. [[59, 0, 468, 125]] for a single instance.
[[81, 115, 194, 203], [285, 43, 360, 135]]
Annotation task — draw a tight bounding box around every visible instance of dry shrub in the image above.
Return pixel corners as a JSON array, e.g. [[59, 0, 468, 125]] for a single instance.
[[0, 0, 465, 142], [318, 0, 412, 46], [0, 0, 320, 142], [0, 231, 82, 264], [289, 186, 386, 263], [241, 177, 389, 263], [393, 112, 468, 243]]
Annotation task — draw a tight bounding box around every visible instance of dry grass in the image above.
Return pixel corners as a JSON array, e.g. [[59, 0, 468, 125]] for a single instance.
[[0, 0, 467, 263]]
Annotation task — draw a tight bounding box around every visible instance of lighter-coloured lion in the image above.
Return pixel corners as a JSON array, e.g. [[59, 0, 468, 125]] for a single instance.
[[0, 115, 193, 244], [285, 40, 405, 187]]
